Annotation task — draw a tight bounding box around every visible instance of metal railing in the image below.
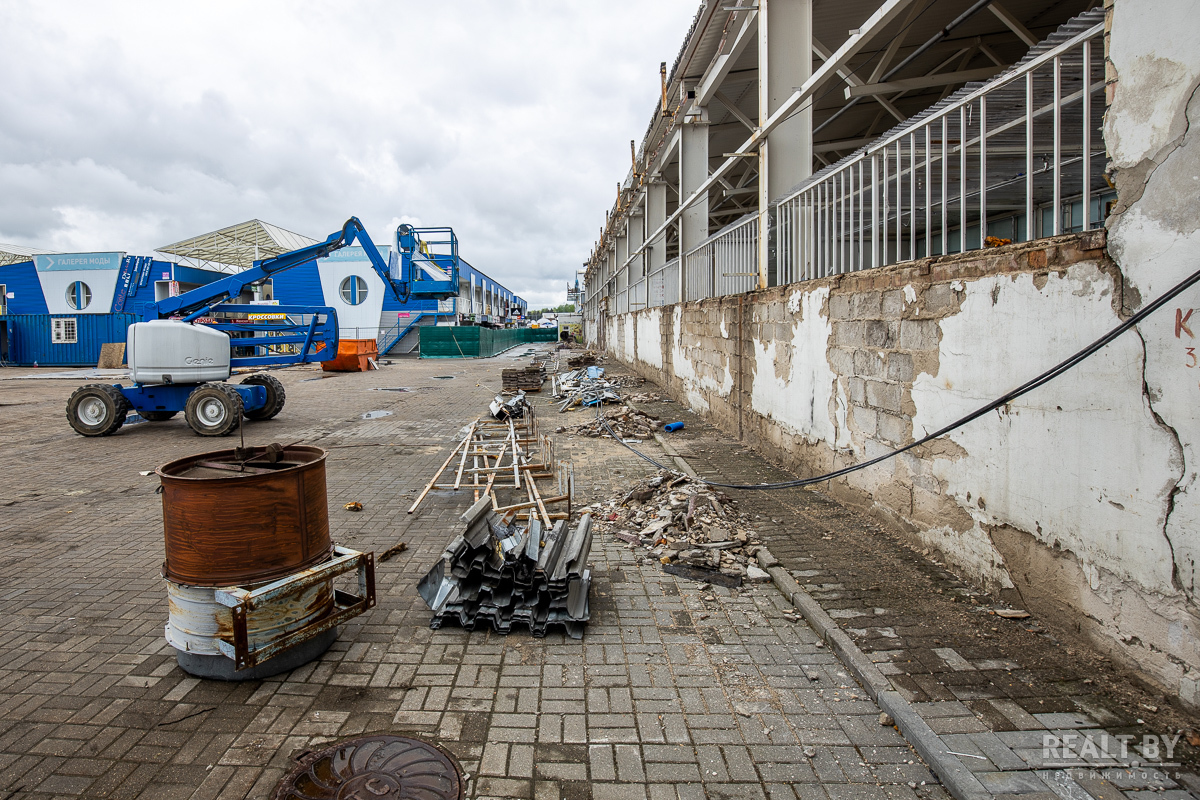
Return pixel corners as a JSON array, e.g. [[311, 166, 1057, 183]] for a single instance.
[[585, 10, 1109, 324], [684, 214, 759, 301], [776, 13, 1107, 283]]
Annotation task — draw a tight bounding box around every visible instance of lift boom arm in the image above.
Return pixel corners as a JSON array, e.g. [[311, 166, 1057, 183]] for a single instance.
[[150, 217, 406, 321]]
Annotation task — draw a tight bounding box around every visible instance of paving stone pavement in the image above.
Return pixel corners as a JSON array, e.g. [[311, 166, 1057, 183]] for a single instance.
[[1, 349, 951, 800], [612, 366, 1200, 800]]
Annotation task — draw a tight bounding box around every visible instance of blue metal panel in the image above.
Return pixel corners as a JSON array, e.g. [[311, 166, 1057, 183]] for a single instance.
[[0, 313, 138, 366], [172, 264, 224, 286], [0, 261, 50, 314], [269, 260, 324, 306]]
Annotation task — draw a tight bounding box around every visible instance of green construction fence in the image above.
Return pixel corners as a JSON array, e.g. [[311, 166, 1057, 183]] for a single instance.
[[418, 326, 558, 358]]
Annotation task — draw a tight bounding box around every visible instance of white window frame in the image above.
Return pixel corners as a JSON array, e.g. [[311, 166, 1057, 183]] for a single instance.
[[339, 275, 368, 306], [52, 317, 78, 344]]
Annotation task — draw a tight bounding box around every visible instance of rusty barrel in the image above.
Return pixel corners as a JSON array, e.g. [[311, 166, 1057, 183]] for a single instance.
[[157, 444, 333, 586]]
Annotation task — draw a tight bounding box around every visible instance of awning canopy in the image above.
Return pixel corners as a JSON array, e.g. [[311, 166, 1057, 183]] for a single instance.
[[156, 219, 318, 273], [0, 243, 56, 268]]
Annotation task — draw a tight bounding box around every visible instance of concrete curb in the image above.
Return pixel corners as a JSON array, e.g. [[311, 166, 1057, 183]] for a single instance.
[[761, 551, 991, 800], [644, 433, 994, 800]]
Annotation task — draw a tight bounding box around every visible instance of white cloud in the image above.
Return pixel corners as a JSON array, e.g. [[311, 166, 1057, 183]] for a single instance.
[[0, 0, 698, 308]]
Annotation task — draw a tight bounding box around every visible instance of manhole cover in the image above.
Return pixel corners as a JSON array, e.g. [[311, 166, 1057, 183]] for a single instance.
[[361, 410, 393, 419], [272, 735, 463, 800]]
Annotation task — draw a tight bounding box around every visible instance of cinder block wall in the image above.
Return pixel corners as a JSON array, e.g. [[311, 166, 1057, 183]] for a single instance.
[[594, 229, 1200, 705]]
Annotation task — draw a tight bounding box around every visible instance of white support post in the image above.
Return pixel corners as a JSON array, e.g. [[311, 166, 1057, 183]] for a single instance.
[[758, 0, 813, 290]]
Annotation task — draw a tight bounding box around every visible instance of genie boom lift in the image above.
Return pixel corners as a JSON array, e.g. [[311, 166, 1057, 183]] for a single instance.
[[66, 217, 459, 437]]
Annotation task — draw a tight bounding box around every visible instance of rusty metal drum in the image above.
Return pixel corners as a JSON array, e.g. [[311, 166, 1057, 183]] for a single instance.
[[156, 444, 333, 586]]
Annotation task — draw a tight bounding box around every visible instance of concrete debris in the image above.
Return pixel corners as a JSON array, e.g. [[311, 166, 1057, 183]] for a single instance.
[[556, 405, 661, 439], [417, 497, 592, 639], [591, 469, 764, 585], [490, 391, 529, 420], [566, 352, 599, 368]]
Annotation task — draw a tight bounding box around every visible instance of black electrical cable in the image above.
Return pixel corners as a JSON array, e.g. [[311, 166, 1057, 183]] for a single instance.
[[596, 262, 1200, 491]]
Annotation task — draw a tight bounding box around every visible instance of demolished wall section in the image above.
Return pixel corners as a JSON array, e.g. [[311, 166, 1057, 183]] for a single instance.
[[596, 231, 1200, 704]]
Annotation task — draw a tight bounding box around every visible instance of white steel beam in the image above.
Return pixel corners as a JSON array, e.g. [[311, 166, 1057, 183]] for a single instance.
[[621, 0, 917, 284], [813, 36, 905, 121], [988, 2, 1038, 47], [846, 66, 1003, 98], [696, 10, 759, 107], [713, 90, 756, 131]]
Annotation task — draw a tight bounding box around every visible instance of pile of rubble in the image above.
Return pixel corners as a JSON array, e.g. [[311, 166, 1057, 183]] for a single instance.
[[552, 368, 623, 411], [417, 496, 593, 638], [556, 405, 661, 440], [590, 470, 771, 587]]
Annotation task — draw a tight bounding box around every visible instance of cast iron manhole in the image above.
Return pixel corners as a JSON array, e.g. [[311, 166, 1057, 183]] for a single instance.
[[272, 735, 463, 800]]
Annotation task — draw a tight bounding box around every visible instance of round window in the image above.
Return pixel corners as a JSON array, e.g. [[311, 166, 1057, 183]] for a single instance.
[[340, 276, 368, 305], [66, 281, 92, 310]]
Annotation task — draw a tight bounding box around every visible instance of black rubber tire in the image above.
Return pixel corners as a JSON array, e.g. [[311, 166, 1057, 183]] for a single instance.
[[66, 384, 130, 437], [240, 373, 286, 420], [138, 410, 178, 422], [184, 384, 243, 436]]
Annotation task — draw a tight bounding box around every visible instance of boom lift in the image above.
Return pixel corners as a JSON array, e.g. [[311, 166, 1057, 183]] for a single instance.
[[66, 217, 459, 437]]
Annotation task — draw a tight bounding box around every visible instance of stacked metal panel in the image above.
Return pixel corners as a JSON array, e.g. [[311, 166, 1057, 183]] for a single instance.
[[418, 497, 592, 639]]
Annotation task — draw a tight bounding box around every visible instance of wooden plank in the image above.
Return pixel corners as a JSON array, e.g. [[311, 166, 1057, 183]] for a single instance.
[[408, 435, 468, 514], [453, 421, 477, 490]]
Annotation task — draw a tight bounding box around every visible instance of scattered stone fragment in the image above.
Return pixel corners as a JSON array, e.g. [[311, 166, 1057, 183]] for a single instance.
[[879, 712, 894, 726], [746, 565, 771, 582]]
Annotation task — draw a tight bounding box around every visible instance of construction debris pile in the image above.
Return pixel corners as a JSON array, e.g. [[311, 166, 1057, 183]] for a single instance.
[[552, 367, 624, 411], [556, 405, 661, 440], [591, 470, 771, 588], [501, 365, 546, 392], [566, 351, 599, 368], [418, 498, 592, 638]]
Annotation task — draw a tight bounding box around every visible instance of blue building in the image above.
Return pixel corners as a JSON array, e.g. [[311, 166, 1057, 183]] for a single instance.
[[0, 247, 225, 366], [270, 244, 528, 355], [0, 219, 529, 365]]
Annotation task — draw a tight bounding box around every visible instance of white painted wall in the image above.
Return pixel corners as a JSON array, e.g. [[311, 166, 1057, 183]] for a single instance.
[[749, 287, 838, 447]]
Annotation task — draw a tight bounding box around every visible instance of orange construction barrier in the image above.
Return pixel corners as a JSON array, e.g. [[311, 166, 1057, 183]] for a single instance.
[[322, 339, 378, 372]]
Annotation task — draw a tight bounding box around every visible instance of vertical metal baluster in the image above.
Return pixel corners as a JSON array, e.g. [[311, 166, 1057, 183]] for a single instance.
[[980, 96, 988, 245], [895, 141, 902, 262], [925, 124, 932, 259], [882, 150, 889, 265], [871, 155, 880, 269], [1053, 55, 1061, 235], [910, 132, 917, 262], [1026, 71, 1034, 241], [959, 105, 967, 252], [1082, 39, 1091, 230], [936, 113, 945, 253]]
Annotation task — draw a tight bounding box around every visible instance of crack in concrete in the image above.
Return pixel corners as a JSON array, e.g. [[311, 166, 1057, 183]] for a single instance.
[[1133, 326, 1190, 600]]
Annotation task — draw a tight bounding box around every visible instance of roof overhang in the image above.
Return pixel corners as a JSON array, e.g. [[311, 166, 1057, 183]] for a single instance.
[[156, 219, 318, 273], [0, 243, 56, 268]]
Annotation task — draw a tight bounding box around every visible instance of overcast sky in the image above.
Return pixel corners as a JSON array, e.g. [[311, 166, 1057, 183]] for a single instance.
[[0, 1, 698, 308]]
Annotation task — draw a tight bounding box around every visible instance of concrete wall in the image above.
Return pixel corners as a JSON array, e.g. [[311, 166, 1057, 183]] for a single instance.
[[586, 0, 1200, 706], [597, 227, 1200, 703]]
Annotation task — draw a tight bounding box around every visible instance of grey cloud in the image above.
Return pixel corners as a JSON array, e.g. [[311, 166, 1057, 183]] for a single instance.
[[0, 0, 699, 304]]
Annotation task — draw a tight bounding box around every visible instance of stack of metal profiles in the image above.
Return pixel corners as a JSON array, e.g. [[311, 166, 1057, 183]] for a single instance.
[[418, 496, 592, 638]]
